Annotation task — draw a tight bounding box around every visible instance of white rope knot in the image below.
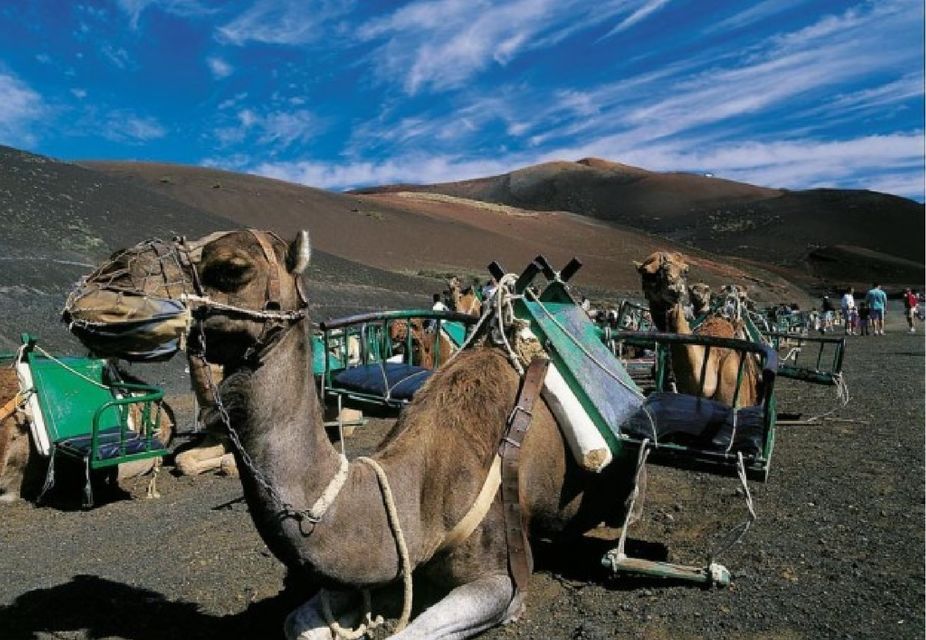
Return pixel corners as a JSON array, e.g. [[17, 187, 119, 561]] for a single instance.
[[321, 589, 384, 640]]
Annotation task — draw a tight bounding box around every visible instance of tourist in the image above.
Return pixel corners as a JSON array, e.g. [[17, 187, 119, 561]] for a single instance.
[[865, 283, 888, 335], [840, 287, 856, 335], [481, 278, 497, 301], [903, 288, 918, 333], [858, 301, 870, 336], [820, 295, 835, 333], [431, 293, 449, 313]]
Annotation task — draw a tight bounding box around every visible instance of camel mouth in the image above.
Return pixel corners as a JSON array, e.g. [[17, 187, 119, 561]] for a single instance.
[[64, 285, 192, 362]]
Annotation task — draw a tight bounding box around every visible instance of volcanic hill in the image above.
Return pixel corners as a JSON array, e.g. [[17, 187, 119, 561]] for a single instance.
[[84, 159, 803, 303], [356, 157, 925, 287]]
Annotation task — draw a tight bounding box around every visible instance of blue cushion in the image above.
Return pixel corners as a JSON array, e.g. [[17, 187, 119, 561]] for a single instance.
[[622, 392, 765, 456], [56, 427, 166, 460], [333, 362, 432, 402]]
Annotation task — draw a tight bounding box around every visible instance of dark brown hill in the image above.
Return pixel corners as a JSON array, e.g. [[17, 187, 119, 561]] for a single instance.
[[356, 157, 924, 285], [84, 161, 806, 305], [0, 146, 430, 350]]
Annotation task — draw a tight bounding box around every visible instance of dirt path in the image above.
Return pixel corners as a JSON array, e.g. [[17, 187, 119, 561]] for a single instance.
[[0, 318, 922, 639]]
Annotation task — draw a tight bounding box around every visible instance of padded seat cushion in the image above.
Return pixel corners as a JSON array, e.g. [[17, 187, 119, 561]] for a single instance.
[[622, 392, 765, 456], [56, 427, 166, 460], [333, 362, 432, 402]]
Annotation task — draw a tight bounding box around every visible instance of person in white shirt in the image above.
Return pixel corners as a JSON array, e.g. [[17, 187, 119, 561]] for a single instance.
[[840, 287, 856, 335], [432, 293, 449, 313]]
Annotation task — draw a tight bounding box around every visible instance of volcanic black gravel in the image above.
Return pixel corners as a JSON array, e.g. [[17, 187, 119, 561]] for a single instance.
[[0, 308, 922, 640]]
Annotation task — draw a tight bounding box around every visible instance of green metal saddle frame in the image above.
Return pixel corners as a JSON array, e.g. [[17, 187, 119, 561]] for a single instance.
[[491, 257, 779, 481], [315, 310, 476, 409], [12, 334, 166, 507], [692, 303, 846, 386]]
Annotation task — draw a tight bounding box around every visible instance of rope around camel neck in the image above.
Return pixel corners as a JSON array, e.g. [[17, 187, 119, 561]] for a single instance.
[[321, 456, 413, 638]]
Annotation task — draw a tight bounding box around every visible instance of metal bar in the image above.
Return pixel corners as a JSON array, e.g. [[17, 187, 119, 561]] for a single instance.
[[560, 257, 582, 282], [320, 309, 477, 331]]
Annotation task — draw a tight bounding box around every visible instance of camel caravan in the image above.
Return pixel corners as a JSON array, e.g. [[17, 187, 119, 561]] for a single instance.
[[0, 228, 850, 638]]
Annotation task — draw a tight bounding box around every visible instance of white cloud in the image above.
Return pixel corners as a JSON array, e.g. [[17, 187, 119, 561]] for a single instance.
[[116, 0, 216, 30], [217, 0, 355, 46], [101, 111, 168, 143], [248, 153, 515, 190], [213, 107, 321, 148], [602, 0, 672, 38], [357, 0, 658, 95], [35, 53, 51, 64], [100, 44, 132, 69], [207, 56, 233, 79], [71, 88, 88, 99], [0, 74, 46, 146]]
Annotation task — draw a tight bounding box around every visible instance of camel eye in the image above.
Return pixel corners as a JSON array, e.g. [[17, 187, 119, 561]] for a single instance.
[[201, 258, 255, 292]]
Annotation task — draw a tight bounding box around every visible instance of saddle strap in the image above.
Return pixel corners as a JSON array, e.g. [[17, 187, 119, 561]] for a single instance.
[[500, 356, 549, 595]]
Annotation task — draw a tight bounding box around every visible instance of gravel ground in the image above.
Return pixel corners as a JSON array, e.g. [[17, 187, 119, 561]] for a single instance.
[[0, 310, 922, 640]]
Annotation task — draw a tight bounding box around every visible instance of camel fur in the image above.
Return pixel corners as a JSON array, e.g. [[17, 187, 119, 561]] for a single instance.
[[635, 251, 760, 407], [389, 318, 456, 369], [65, 229, 642, 639]]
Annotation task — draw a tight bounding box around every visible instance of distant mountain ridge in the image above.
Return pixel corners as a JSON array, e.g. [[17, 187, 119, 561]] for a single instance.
[[356, 157, 924, 283]]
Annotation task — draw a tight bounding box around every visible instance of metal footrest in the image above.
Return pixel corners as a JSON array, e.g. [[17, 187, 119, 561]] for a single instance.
[[601, 550, 731, 588]]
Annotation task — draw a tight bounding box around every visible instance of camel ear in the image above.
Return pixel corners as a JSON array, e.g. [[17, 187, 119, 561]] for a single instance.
[[287, 230, 311, 275], [632, 260, 644, 273]]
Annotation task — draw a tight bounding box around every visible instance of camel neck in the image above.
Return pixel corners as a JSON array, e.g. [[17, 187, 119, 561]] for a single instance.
[[221, 319, 342, 556]]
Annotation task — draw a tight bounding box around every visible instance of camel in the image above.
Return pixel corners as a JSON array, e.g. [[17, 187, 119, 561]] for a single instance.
[[635, 251, 760, 407], [447, 277, 482, 317], [64, 229, 641, 639], [388, 318, 456, 369], [689, 282, 711, 318]]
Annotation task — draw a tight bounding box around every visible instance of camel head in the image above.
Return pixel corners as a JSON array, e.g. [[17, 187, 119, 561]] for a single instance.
[[689, 282, 712, 315], [63, 229, 311, 365], [634, 251, 690, 308]]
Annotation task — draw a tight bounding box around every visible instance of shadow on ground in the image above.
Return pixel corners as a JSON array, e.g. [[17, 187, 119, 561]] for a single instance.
[[0, 574, 310, 640]]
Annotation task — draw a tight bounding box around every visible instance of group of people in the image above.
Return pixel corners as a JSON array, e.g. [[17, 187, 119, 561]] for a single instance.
[[830, 283, 921, 336]]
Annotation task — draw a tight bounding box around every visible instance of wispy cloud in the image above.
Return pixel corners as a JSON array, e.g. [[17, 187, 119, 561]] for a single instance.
[[214, 107, 321, 149], [207, 56, 233, 79], [357, 0, 658, 95], [116, 0, 216, 30], [249, 153, 515, 190], [217, 0, 354, 46], [601, 0, 672, 38], [101, 110, 167, 143], [0, 74, 45, 147], [100, 44, 133, 69]]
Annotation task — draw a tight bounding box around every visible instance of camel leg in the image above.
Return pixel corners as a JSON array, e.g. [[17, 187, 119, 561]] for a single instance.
[[175, 441, 228, 476], [390, 574, 519, 640]]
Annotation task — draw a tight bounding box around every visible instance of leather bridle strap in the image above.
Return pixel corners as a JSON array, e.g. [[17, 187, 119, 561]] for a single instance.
[[499, 356, 549, 595]]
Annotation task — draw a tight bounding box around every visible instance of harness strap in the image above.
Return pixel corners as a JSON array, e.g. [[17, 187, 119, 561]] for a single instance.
[[499, 356, 549, 595]]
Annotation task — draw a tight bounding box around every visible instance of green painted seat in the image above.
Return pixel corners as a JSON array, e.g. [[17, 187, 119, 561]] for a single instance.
[[16, 334, 166, 507]]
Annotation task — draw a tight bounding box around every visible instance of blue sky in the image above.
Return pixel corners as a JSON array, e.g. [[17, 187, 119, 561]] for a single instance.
[[0, 1, 923, 199]]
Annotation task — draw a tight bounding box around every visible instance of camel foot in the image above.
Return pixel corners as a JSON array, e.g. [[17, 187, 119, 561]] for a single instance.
[[285, 591, 367, 640], [219, 453, 238, 477], [390, 574, 518, 640]]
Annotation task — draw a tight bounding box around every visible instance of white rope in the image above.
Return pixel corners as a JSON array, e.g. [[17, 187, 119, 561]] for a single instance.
[[321, 589, 383, 640], [709, 452, 757, 562], [614, 439, 651, 560], [33, 345, 110, 389], [179, 293, 307, 322], [357, 456, 414, 633]]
